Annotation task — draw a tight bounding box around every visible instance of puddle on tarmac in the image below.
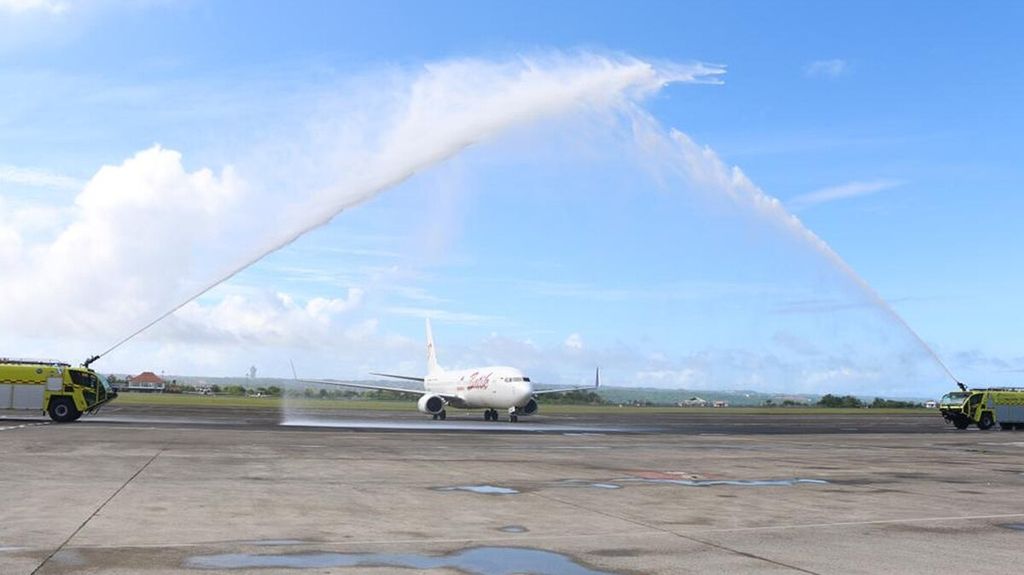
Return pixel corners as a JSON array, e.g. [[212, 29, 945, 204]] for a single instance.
[[184, 546, 617, 574], [499, 525, 529, 533], [1001, 523, 1024, 531], [435, 485, 520, 495], [617, 478, 829, 487]]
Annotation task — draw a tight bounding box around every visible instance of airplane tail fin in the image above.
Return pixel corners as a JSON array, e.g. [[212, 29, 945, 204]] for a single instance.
[[426, 318, 442, 376], [595, 367, 601, 388]]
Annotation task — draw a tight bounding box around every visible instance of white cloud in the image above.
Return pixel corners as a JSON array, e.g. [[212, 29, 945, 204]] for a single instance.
[[0, 145, 247, 337], [634, 368, 700, 386], [162, 288, 365, 347], [0, 0, 68, 14], [0, 165, 82, 190], [803, 366, 880, 387], [788, 179, 903, 209], [804, 59, 847, 78], [384, 306, 499, 325], [563, 332, 584, 350]]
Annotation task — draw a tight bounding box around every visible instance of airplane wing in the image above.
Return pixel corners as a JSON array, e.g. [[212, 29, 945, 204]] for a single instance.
[[290, 360, 456, 400], [369, 372, 425, 382], [294, 378, 430, 396], [532, 367, 601, 396], [294, 377, 461, 404]]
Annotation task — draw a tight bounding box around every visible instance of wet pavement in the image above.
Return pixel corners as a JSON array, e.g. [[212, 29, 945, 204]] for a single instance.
[[1, 404, 1023, 574], [185, 547, 617, 574]]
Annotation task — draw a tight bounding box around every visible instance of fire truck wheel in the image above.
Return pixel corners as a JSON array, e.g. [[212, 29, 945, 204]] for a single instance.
[[977, 413, 994, 430], [48, 398, 80, 423]]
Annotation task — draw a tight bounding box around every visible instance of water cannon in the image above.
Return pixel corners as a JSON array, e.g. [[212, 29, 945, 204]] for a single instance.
[[956, 380, 968, 392], [82, 355, 100, 369]]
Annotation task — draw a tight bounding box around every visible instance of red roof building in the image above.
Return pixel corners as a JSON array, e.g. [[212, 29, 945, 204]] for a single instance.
[[127, 371, 166, 391]]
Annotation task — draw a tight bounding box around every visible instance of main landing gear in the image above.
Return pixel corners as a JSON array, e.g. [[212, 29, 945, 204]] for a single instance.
[[482, 409, 517, 422], [432, 410, 447, 420]]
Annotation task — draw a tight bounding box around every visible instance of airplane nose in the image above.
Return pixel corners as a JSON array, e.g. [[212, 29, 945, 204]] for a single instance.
[[515, 381, 533, 403]]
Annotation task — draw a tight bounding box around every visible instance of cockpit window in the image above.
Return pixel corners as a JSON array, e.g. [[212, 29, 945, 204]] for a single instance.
[[940, 392, 968, 404], [523, 377, 530, 382], [70, 370, 94, 388]]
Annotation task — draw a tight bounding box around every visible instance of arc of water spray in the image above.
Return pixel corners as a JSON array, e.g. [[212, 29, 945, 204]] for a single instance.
[[650, 125, 960, 385], [88, 57, 723, 365]]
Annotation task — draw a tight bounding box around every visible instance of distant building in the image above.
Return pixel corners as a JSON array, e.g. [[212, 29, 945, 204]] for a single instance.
[[713, 400, 729, 408], [925, 400, 937, 409], [678, 396, 708, 407], [126, 371, 166, 393]]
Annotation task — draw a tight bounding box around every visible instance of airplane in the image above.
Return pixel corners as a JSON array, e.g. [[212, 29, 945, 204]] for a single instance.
[[295, 319, 599, 422]]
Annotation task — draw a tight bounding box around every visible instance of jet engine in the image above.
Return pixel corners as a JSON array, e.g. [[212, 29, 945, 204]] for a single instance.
[[516, 398, 538, 416], [417, 394, 446, 415]]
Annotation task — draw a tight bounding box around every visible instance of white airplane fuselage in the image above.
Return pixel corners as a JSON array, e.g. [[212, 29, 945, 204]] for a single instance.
[[323, 319, 597, 421], [424, 366, 534, 410]]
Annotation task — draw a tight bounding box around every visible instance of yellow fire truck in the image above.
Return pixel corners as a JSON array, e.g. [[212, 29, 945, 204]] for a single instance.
[[939, 388, 1024, 430], [0, 358, 117, 422]]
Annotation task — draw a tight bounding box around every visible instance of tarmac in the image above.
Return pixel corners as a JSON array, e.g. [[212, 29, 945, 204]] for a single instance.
[[2, 404, 1023, 574]]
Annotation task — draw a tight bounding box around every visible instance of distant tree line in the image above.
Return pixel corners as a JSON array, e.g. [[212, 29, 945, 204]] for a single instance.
[[763, 399, 808, 407], [814, 394, 920, 409], [540, 390, 607, 405]]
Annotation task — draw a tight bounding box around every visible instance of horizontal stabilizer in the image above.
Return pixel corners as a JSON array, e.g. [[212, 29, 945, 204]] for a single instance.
[[533, 367, 602, 396]]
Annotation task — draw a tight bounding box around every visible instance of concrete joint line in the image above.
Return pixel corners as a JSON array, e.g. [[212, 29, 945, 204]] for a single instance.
[[30, 448, 165, 575]]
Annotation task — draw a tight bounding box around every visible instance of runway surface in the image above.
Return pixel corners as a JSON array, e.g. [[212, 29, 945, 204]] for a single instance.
[[2, 404, 1023, 574], [1, 403, 952, 434]]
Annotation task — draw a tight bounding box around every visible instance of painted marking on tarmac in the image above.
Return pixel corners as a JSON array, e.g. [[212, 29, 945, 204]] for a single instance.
[[0, 421, 50, 432], [616, 477, 829, 488], [979, 442, 1024, 447], [706, 512, 1024, 533]]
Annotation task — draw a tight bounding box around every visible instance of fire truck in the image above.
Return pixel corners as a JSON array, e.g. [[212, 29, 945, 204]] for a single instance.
[[0, 358, 117, 422], [939, 387, 1024, 430]]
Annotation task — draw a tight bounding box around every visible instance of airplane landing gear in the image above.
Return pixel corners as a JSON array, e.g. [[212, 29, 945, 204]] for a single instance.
[[483, 409, 499, 421], [508, 407, 518, 423], [432, 410, 447, 421]]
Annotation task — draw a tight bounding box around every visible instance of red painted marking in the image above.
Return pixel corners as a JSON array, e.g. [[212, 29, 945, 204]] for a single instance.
[[466, 371, 492, 390]]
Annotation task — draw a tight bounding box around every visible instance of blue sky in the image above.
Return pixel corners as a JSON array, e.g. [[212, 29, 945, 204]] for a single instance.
[[1, 1, 1021, 397]]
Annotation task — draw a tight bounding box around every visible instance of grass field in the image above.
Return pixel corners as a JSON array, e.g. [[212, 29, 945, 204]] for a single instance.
[[111, 392, 937, 416]]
